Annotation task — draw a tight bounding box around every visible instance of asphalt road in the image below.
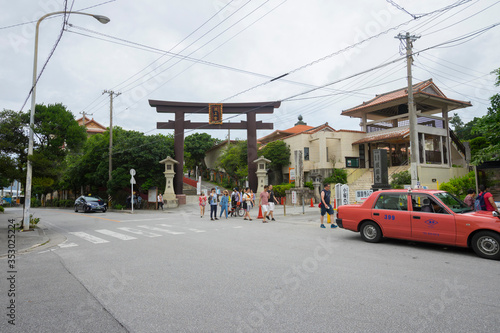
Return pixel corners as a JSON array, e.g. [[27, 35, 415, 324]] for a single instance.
[[1, 206, 499, 333]]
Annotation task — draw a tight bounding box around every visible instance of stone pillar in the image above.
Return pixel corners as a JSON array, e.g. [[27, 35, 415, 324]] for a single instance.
[[312, 177, 322, 203], [294, 150, 303, 188], [253, 156, 271, 194], [159, 156, 181, 207]]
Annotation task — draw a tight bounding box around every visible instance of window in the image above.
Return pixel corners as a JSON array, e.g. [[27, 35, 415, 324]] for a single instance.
[[374, 193, 408, 211], [304, 147, 309, 160], [411, 194, 449, 214]]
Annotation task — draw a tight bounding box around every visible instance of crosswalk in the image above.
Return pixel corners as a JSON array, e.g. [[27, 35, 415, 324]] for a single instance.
[[49, 223, 239, 251]]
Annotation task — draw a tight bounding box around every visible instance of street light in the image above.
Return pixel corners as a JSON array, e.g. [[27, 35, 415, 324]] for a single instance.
[[23, 11, 110, 231]]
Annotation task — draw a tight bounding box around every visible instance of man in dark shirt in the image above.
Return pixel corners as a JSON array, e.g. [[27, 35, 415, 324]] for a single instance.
[[267, 185, 279, 221], [320, 183, 337, 228]]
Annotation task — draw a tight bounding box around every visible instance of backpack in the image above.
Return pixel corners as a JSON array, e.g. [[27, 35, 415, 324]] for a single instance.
[[474, 193, 486, 211]]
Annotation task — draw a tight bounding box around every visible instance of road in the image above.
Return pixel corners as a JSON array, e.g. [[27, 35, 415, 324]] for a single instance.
[[1, 206, 499, 332]]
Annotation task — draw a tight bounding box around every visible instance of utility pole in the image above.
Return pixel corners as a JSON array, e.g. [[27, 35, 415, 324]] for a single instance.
[[103, 90, 121, 206], [79, 111, 93, 129], [396, 32, 420, 188]]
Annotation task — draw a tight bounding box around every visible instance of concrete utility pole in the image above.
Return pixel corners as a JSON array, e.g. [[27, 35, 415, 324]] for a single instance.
[[103, 90, 121, 206], [396, 32, 420, 188]]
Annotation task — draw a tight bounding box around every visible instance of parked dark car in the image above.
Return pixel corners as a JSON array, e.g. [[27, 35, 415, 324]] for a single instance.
[[74, 195, 107, 213]]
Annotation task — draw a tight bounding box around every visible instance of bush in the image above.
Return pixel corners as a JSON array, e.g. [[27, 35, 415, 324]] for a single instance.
[[114, 204, 124, 210], [273, 183, 295, 197], [0, 206, 4, 213], [31, 198, 42, 207], [391, 171, 411, 189], [324, 168, 347, 185], [439, 171, 475, 198], [304, 181, 314, 190]]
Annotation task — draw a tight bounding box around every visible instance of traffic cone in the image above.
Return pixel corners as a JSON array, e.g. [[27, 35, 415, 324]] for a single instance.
[[310, 198, 314, 207], [257, 205, 263, 219]]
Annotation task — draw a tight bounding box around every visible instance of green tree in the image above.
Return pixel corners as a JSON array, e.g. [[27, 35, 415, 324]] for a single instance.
[[184, 133, 219, 173], [217, 141, 248, 186], [0, 104, 86, 196], [472, 68, 500, 164], [63, 127, 175, 202], [260, 140, 291, 183]]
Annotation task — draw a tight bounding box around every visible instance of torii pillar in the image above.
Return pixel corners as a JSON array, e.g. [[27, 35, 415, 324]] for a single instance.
[[150, 100, 281, 195]]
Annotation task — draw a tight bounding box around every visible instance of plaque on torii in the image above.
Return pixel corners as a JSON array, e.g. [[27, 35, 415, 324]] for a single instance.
[[150, 100, 281, 195]]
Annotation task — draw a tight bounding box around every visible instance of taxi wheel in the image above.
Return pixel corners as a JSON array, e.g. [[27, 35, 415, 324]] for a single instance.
[[471, 231, 500, 260], [360, 221, 382, 243], [74, 206, 78, 212]]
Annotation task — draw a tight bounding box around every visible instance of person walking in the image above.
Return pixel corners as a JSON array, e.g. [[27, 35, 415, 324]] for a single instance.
[[242, 188, 253, 221], [259, 185, 270, 223], [320, 183, 337, 228], [157, 193, 164, 211], [477, 184, 499, 212], [219, 190, 229, 219], [231, 188, 240, 217], [199, 191, 207, 217], [267, 184, 279, 221], [209, 188, 219, 220], [464, 189, 475, 210]]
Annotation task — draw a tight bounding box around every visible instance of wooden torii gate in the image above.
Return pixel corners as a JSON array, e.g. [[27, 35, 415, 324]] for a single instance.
[[149, 100, 281, 196]]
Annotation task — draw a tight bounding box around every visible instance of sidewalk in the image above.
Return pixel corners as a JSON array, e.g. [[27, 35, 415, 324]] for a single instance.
[[0, 208, 52, 258]]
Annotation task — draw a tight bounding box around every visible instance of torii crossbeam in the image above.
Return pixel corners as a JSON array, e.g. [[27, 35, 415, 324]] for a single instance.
[[150, 100, 281, 195]]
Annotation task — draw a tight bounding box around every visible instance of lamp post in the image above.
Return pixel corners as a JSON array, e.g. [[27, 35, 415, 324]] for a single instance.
[[23, 11, 110, 231]]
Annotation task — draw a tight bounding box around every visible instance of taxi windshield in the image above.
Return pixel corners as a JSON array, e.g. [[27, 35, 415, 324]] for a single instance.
[[434, 192, 472, 213]]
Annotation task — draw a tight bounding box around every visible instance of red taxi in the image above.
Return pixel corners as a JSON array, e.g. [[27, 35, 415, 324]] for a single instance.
[[335, 189, 500, 260]]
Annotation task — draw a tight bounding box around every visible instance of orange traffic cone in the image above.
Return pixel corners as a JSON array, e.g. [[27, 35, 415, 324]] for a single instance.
[[257, 205, 264, 219], [310, 198, 314, 207]]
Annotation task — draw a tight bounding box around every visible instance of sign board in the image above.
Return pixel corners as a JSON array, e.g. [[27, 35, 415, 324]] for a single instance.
[[289, 168, 295, 182], [148, 187, 157, 203], [208, 103, 223, 124], [335, 183, 350, 207], [355, 190, 373, 202], [291, 191, 297, 204]]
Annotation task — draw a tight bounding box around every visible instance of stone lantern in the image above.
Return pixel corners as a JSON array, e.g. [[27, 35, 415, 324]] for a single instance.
[[159, 156, 179, 207], [253, 156, 271, 194]]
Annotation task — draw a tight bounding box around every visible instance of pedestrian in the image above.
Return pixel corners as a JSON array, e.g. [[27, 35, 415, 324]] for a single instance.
[[267, 184, 279, 221], [137, 194, 142, 209], [242, 188, 253, 221], [199, 191, 207, 217], [250, 189, 255, 209], [463, 188, 475, 210], [476, 184, 499, 212], [209, 188, 219, 220], [157, 193, 164, 211], [320, 183, 337, 228], [259, 185, 270, 223], [219, 190, 229, 219], [231, 188, 240, 217]]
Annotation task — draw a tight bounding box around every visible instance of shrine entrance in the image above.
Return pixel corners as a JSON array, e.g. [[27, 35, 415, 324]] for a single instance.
[[149, 100, 281, 195]]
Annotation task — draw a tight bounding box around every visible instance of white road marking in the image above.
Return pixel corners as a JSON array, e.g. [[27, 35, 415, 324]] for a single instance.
[[117, 227, 162, 237], [120, 218, 167, 222], [233, 226, 243, 229], [137, 225, 185, 235], [157, 224, 205, 233], [69, 232, 109, 244], [59, 242, 79, 248], [95, 229, 137, 240]]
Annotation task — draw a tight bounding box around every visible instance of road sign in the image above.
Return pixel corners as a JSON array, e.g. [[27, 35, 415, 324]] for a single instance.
[[130, 169, 136, 176]]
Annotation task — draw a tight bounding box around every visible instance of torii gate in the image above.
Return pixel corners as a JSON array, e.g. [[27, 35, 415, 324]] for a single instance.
[[149, 100, 281, 195]]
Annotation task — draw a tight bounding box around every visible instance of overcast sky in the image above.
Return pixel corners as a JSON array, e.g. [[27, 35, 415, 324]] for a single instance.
[[1, 0, 499, 140]]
